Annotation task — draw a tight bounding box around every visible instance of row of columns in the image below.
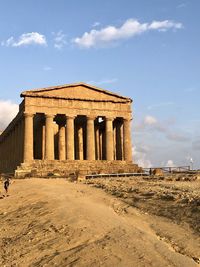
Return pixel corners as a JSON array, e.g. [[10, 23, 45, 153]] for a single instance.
[[0, 112, 133, 173], [24, 113, 132, 162], [0, 117, 24, 172]]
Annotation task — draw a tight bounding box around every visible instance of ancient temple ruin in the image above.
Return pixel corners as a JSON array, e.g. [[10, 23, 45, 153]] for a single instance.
[[0, 83, 139, 177]]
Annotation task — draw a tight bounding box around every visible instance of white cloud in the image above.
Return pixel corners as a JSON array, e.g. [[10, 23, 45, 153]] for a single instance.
[[1, 32, 47, 47], [149, 20, 182, 31], [166, 132, 190, 142], [53, 31, 67, 49], [92, 22, 101, 28], [177, 3, 187, 8], [192, 138, 200, 150], [2, 37, 15, 47], [133, 145, 153, 168], [73, 18, 183, 48], [135, 114, 162, 131], [165, 160, 176, 167], [135, 114, 190, 142], [184, 87, 198, 93], [144, 115, 157, 125], [43, 66, 52, 71], [0, 100, 18, 131], [87, 78, 118, 85], [147, 101, 174, 110]]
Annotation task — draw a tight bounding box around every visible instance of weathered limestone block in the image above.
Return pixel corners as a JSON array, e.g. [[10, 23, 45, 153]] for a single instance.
[[152, 168, 164, 176]]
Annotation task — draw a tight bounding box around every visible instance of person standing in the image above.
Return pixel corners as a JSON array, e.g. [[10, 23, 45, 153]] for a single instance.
[[4, 178, 10, 196]]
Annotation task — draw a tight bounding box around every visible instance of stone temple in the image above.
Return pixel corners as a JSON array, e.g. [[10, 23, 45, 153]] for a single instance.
[[0, 83, 139, 178]]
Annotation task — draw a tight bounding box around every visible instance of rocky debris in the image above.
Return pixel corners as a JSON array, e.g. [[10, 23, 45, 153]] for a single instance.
[[152, 168, 164, 176], [84, 176, 200, 234], [143, 173, 199, 182]]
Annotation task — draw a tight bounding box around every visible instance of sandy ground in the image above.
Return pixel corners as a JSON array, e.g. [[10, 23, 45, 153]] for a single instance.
[[0, 178, 199, 267]]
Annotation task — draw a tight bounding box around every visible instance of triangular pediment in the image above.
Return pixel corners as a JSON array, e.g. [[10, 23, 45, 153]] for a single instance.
[[21, 83, 131, 103]]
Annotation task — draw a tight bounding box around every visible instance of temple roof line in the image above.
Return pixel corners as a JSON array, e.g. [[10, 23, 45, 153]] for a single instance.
[[20, 82, 132, 102], [20, 94, 130, 103]]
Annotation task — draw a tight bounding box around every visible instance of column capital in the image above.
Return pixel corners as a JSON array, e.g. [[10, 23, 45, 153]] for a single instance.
[[105, 116, 114, 121], [45, 113, 55, 119], [87, 115, 96, 120], [24, 112, 34, 118], [66, 115, 75, 120], [123, 117, 132, 122]]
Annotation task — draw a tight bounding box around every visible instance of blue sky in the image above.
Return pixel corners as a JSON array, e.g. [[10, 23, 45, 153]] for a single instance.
[[0, 0, 200, 168]]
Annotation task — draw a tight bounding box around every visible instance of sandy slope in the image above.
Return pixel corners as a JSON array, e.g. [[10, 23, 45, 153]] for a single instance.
[[0, 178, 199, 267]]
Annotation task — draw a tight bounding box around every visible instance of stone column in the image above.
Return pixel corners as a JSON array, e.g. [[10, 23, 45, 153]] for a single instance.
[[7, 132, 10, 171], [13, 126, 17, 167], [10, 131, 12, 170], [116, 121, 123, 160], [4, 135, 7, 171], [95, 126, 100, 160], [8, 131, 12, 170], [123, 118, 132, 161], [78, 125, 84, 160], [17, 120, 21, 163], [58, 123, 66, 160], [45, 114, 55, 160], [10, 131, 13, 170], [42, 124, 46, 160], [11, 128, 15, 169], [0, 141, 1, 170], [23, 113, 34, 162], [99, 130, 103, 160], [18, 121, 22, 164], [7, 134, 9, 170], [66, 116, 75, 160], [20, 118, 25, 162], [15, 123, 20, 166], [106, 117, 114, 161], [86, 116, 95, 160], [113, 123, 116, 160]]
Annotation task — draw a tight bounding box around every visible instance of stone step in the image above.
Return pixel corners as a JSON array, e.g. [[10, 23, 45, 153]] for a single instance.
[[15, 160, 139, 178]]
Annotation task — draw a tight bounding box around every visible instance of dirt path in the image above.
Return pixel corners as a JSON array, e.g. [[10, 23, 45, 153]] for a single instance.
[[0, 179, 199, 267]]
